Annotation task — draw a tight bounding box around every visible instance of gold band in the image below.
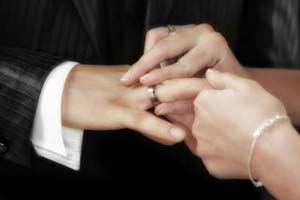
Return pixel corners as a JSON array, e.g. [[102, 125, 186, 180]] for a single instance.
[[166, 25, 176, 36]]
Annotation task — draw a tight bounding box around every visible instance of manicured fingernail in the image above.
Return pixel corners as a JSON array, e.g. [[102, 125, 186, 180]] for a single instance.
[[206, 68, 219, 75], [139, 75, 148, 84], [139, 76, 146, 82], [121, 72, 130, 82], [157, 108, 171, 115], [169, 128, 185, 140], [156, 109, 166, 116]]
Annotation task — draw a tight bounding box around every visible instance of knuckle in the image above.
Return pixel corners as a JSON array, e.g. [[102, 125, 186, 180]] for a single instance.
[[153, 41, 172, 58], [152, 42, 166, 53], [210, 32, 225, 42], [161, 66, 173, 79], [208, 32, 227, 48], [176, 60, 194, 77], [146, 27, 162, 39], [181, 70, 194, 78], [196, 23, 214, 33]]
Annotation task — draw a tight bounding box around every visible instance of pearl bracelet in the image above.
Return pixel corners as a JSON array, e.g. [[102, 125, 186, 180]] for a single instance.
[[247, 114, 289, 187]]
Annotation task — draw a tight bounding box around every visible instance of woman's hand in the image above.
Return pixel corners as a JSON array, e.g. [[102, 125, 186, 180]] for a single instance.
[[61, 64, 187, 145], [150, 69, 300, 199], [121, 24, 248, 86], [191, 69, 289, 179], [192, 69, 300, 200], [152, 68, 289, 178], [152, 78, 212, 154]]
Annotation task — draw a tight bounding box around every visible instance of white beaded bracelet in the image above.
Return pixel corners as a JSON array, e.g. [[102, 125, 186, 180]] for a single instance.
[[247, 114, 289, 187]]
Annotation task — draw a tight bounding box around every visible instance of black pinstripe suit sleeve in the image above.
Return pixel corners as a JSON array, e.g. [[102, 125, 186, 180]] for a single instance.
[[0, 45, 65, 167]]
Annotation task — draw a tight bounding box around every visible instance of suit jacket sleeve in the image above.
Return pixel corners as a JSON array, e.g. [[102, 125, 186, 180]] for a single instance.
[[0, 45, 65, 167]]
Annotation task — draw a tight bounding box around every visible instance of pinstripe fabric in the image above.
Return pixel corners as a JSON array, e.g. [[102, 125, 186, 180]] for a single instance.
[[0, 46, 62, 165], [0, 0, 97, 167], [0, 1, 298, 186], [0, 0, 244, 169], [0, 0, 96, 63]]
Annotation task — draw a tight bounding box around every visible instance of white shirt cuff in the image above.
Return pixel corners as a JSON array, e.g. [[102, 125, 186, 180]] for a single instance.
[[31, 61, 84, 170]]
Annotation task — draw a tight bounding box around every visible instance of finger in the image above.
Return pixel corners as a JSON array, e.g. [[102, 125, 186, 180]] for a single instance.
[[125, 85, 153, 110], [160, 57, 177, 68], [146, 25, 194, 67], [155, 100, 193, 115], [165, 113, 194, 130], [155, 78, 211, 102], [206, 69, 248, 90], [121, 32, 195, 86], [139, 39, 219, 85], [144, 25, 197, 54], [185, 134, 198, 155], [123, 110, 186, 145], [144, 27, 169, 53]]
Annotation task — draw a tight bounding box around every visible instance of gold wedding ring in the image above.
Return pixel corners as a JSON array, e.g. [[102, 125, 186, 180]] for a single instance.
[[166, 25, 176, 36]]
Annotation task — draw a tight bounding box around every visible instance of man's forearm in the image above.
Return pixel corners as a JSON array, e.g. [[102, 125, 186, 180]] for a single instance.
[[247, 68, 300, 126]]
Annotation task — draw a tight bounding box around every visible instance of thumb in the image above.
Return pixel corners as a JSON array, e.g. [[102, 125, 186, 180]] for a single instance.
[[123, 109, 186, 145], [206, 69, 245, 90]]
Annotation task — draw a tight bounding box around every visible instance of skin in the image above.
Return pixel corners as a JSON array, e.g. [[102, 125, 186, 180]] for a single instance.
[[194, 70, 300, 200], [61, 65, 187, 145], [146, 68, 300, 199], [121, 24, 300, 126], [121, 24, 300, 199]]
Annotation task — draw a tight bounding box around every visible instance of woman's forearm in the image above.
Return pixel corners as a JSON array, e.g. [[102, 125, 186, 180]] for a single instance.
[[254, 122, 300, 200], [247, 68, 300, 126]]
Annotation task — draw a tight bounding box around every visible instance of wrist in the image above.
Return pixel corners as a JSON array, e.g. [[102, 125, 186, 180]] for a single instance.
[[61, 64, 82, 128], [241, 67, 256, 80], [251, 120, 298, 181]]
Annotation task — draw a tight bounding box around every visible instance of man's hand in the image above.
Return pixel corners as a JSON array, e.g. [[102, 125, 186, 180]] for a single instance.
[[61, 64, 186, 145]]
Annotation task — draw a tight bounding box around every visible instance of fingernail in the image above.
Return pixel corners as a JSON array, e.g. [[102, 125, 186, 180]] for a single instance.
[[156, 108, 171, 115], [139, 75, 148, 84], [121, 72, 130, 82], [156, 108, 166, 116], [206, 68, 219, 76], [139, 76, 146, 82], [169, 128, 185, 140]]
